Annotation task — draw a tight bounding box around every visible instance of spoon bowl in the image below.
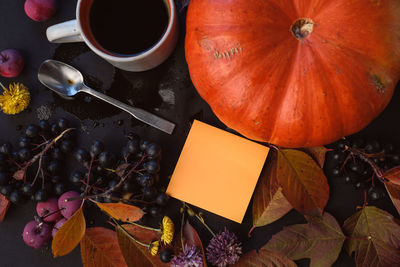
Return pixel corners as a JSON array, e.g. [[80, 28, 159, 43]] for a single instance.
[[38, 59, 175, 134]]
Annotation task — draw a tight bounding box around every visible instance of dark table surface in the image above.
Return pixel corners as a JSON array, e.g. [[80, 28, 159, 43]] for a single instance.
[[0, 1, 399, 266]]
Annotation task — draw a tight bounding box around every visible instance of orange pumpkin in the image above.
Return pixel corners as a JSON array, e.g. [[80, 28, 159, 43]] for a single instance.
[[185, 0, 400, 148]]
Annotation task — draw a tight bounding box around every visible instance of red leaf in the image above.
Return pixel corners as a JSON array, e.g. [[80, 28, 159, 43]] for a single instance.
[[276, 149, 329, 216], [344, 206, 400, 267], [116, 224, 167, 267], [0, 194, 10, 222], [233, 248, 296, 267], [13, 169, 25, 180], [183, 221, 207, 266], [96, 202, 144, 222], [265, 213, 345, 267], [301, 146, 328, 168], [81, 227, 127, 267], [251, 151, 292, 233], [383, 166, 400, 185]]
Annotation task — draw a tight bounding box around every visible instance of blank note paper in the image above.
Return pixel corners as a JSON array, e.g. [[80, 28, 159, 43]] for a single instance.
[[166, 120, 269, 223]]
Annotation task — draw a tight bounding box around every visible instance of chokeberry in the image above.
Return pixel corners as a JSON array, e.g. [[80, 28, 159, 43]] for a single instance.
[[160, 250, 173, 263], [351, 139, 365, 149], [60, 140, 74, 153], [138, 174, 154, 187], [334, 139, 349, 150], [9, 190, 26, 204], [365, 140, 381, 154], [347, 161, 365, 175], [54, 183, 67, 196], [383, 143, 395, 154], [155, 193, 169, 206], [149, 206, 160, 217], [57, 118, 69, 131], [343, 174, 357, 184], [18, 137, 31, 148], [0, 142, 12, 155], [98, 152, 116, 168], [327, 167, 342, 177], [353, 181, 368, 190], [39, 120, 50, 133], [21, 183, 35, 196], [122, 179, 135, 193], [327, 150, 346, 164], [90, 140, 104, 158], [126, 140, 139, 154], [75, 149, 90, 163], [25, 124, 39, 138], [108, 179, 119, 190], [70, 172, 84, 184], [51, 147, 64, 160], [143, 186, 157, 200], [18, 148, 32, 162], [146, 143, 161, 159], [34, 189, 48, 202], [144, 160, 160, 174], [47, 161, 61, 174], [139, 140, 150, 151], [390, 154, 400, 165], [368, 187, 384, 201], [1, 184, 14, 197], [50, 123, 59, 135]]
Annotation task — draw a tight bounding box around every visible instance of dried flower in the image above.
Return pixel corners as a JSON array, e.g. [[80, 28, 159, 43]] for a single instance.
[[206, 228, 242, 267], [150, 240, 159, 256], [171, 245, 203, 267], [0, 82, 30, 115], [161, 216, 174, 245]]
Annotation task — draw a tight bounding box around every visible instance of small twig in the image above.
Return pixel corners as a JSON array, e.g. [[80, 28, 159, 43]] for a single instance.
[[180, 211, 185, 252]]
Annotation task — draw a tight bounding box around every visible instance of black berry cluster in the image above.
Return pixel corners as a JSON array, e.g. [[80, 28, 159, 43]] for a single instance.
[[72, 133, 169, 216], [0, 118, 75, 204], [325, 138, 400, 202]]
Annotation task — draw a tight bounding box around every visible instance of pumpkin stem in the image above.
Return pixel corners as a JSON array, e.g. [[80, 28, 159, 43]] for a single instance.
[[291, 18, 314, 39]]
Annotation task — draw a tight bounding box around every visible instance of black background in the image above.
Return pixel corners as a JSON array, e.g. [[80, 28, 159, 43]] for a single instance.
[[0, 1, 399, 266]]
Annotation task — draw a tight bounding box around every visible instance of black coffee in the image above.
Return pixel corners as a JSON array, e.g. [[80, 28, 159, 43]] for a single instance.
[[89, 0, 169, 55]]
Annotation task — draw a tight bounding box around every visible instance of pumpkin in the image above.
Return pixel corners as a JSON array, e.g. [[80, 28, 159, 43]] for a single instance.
[[185, 0, 400, 148]]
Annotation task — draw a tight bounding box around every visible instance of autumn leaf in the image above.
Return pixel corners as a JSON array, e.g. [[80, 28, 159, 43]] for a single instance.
[[300, 146, 328, 168], [52, 208, 86, 257], [13, 169, 25, 180], [276, 149, 329, 216], [233, 248, 296, 267], [96, 202, 145, 222], [116, 224, 167, 267], [265, 212, 345, 267], [251, 151, 292, 233], [385, 182, 400, 215], [0, 194, 10, 222], [383, 166, 400, 185], [81, 227, 127, 267], [182, 221, 207, 266], [343, 206, 400, 267]]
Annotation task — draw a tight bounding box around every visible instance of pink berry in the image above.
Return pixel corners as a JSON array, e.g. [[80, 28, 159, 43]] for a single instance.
[[0, 49, 24, 78], [24, 0, 56, 22], [36, 198, 62, 222], [52, 218, 67, 238], [22, 220, 52, 249], [58, 191, 82, 219]]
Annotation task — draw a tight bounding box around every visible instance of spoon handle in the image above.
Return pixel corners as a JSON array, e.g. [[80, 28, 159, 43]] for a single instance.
[[81, 85, 175, 134]]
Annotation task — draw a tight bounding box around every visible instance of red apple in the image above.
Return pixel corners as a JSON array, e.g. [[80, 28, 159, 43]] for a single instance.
[[52, 218, 67, 238], [36, 198, 62, 222], [0, 49, 24, 78], [24, 0, 56, 22], [22, 220, 52, 249], [58, 191, 82, 219]]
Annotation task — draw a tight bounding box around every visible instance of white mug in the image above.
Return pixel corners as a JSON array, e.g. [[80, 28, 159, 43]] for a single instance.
[[46, 0, 178, 72]]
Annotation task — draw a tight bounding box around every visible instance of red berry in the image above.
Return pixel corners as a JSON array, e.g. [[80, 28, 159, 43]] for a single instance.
[[0, 49, 24, 78], [22, 220, 52, 249], [24, 0, 56, 22], [36, 198, 62, 222], [52, 218, 67, 238], [58, 191, 81, 219]]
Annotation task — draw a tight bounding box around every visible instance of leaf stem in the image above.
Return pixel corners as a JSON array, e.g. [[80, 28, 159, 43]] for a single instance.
[[113, 218, 151, 248], [126, 221, 161, 233], [180, 211, 185, 252], [184, 203, 215, 237]]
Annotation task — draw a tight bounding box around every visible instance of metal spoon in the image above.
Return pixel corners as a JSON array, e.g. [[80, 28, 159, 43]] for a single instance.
[[38, 59, 175, 134]]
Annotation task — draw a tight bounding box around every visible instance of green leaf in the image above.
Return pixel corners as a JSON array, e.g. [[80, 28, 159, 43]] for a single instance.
[[232, 248, 296, 267], [276, 149, 329, 216], [265, 212, 345, 267], [343, 206, 400, 267], [251, 151, 292, 232]]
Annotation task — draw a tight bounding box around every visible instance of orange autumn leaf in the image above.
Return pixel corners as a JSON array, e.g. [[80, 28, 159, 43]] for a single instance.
[[0, 194, 10, 222], [81, 227, 127, 267], [52, 208, 86, 257], [96, 202, 144, 222]]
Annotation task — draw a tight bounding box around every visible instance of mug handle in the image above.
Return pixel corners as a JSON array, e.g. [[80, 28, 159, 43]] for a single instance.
[[46, 20, 84, 43]]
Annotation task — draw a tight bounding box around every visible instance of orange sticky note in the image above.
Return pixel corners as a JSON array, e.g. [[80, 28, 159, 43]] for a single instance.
[[166, 120, 269, 223]]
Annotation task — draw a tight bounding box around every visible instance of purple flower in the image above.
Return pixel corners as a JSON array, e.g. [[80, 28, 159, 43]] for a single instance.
[[171, 245, 203, 267], [206, 228, 242, 267]]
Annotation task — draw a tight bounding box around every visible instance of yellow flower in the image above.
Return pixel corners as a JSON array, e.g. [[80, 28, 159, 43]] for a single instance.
[[0, 82, 30, 115], [161, 216, 174, 245], [150, 240, 159, 256]]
